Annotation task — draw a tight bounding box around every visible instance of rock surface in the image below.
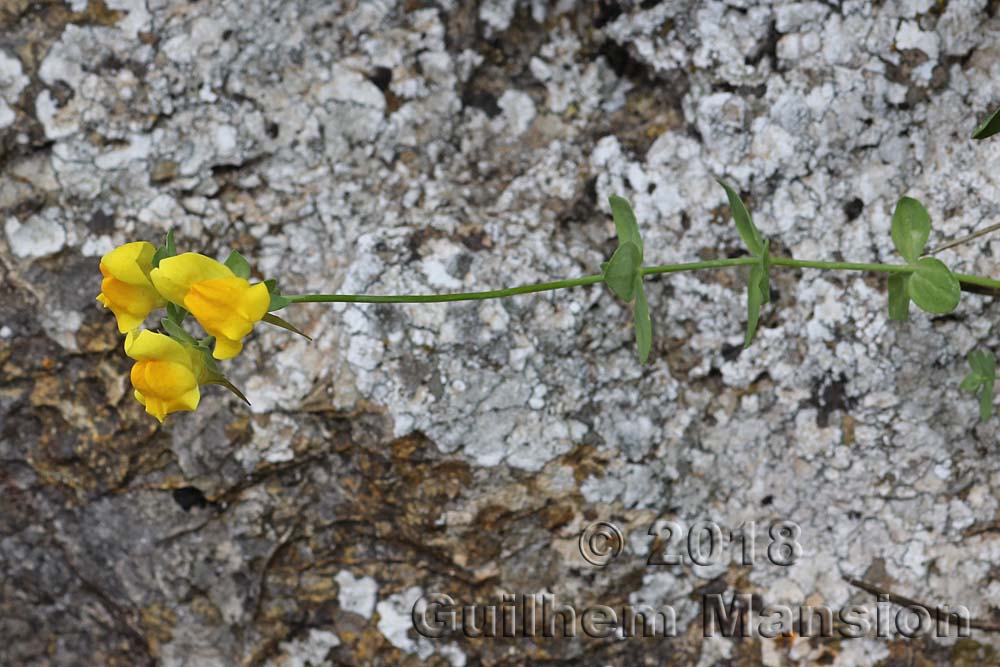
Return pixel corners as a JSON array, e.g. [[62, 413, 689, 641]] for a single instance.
[[2, 1, 1000, 665]]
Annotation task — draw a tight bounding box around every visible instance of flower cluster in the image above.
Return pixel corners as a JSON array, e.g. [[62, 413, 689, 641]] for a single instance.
[[97, 235, 302, 422]]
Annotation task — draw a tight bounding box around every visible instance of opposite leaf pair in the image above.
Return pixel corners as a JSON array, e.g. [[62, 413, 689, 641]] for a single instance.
[[601, 181, 771, 364], [602, 195, 651, 363], [887, 198, 961, 320], [718, 180, 770, 348]]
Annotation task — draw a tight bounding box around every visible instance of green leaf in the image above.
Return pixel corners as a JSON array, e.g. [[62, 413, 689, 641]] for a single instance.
[[225, 250, 251, 279], [969, 349, 996, 379], [151, 247, 168, 268], [194, 350, 251, 405], [972, 105, 1000, 140], [979, 380, 995, 422], [161, 317, 196, 345], [609, 196, 642, 255], [166, 302, 188, 323], [960, 350, 996, 421], [959, 372, 982, 393], [262, 313, 312, 340], [152, 230, 177, 268], [205, 375, 251, 405], [268, 293, 292, 311], [200, 348, 222, 374], [887, 274, 911, 321], [744, 263, 766, 348], [758, 240, 771, 304], [603, 241, 641, 302], [717, 179, 764, 256], [908, 257, 960, 314], [263, 278, 292, 311], [633, 275, 652, 364], [743, 245, 771, 348], [890, 197, 931, 264]]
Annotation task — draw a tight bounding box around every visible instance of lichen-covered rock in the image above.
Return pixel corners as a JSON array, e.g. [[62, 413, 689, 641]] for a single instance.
[[2, 1, 1000, 665]]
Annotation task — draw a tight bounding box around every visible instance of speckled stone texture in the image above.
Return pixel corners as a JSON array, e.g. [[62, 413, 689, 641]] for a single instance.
[[3, 1, 1000, 665]]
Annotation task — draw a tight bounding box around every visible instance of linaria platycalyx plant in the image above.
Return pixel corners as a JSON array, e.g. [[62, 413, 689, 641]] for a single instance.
[[99, 105, 1000, 423]]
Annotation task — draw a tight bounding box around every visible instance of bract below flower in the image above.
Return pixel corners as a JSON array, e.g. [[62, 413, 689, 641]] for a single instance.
[[125, 329, 206, 422], [96, 241, 165, 332], [150, 253, 270, 360]]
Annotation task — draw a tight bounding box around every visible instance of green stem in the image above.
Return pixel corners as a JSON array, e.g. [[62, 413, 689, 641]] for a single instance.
[[288, 258, 759, 305], [287, 255, 1000, 305], [769, 258, 913, 273], [953, 272, 1000, 291], [770, 256, 1000, 290], [288, 274, 604, 303], [641, 257, 758, 274]]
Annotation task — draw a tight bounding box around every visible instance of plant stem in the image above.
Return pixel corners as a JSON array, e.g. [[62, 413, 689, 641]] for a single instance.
[[287, 255, 1000, 304], [288, 275, 604, 303], [769, 257, 913, 273], [953, 272, 1000, 291], [289, 258, 758, 305], [641, 257, 759, 274]]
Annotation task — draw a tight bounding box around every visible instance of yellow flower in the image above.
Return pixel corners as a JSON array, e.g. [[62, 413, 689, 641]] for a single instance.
[[96, 241, 166, 333], [125, 329, 206, 422], [150, 253, 270, 360]]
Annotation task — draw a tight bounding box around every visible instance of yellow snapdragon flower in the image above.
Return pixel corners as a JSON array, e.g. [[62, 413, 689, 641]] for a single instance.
[[150, 253, 270, 359], [96, 241, 166, 332], [125, 329, 206, 422]]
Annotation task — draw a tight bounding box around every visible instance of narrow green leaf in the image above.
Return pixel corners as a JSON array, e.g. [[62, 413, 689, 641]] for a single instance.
[[161, 317, 196, 345], [960, 350, 996, 422], [603, 241, 641, 302], [633, 276, 652, 364], [225, 250, 251, 279], [890, 197, 931, 264], [887, 274, 911, 321], [262, 312, 312, 340], [151, 246, 168, 268], [152, 231, 177, 268], [959, 372, 982, 393], [263, 278, 292, 311], [609, 196, 643, 255], [200, 348, 222, 375], [968, 349, 996, 379], [268, 293, 292, 311], [972, 105, 1000, 140], [166, 302, 188, 323], [744, 263, 765, 348], [717, 179, 764, 256], [205, 375, 252, 405], [908, 257, 960, 314], [758, 240, 771, 304], [194, 349, 251, 404], [980, 380, 995, 422]]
